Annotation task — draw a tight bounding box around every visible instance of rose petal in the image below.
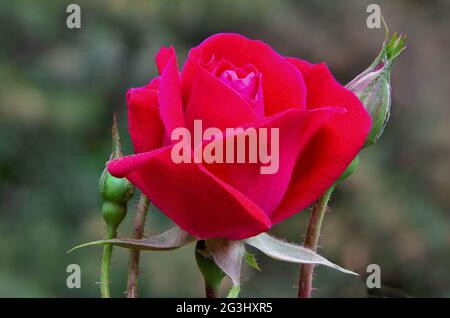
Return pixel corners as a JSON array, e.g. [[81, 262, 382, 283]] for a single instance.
[[182, 33, 307, 115], [126, 83, 165, 153], [107, 147, 271, 240], [202, 107, 340, 214], [285, 57, 313, 75], [271, 62, 371, 223], [157, 46, 186, 138], [156, 46, 175, 75], [184, 60, 259, 132]]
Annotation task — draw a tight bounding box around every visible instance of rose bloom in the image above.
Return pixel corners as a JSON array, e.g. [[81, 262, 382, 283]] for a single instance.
[[108, 33, 371, 240]]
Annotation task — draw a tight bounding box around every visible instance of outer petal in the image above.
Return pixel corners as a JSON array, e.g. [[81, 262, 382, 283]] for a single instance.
[[126, 82, 165, 153], [157, 46, 186, 138], [271, 62, 371, 223], [107, 147, 271, 240], [202, 107, 340, 214], [285, 57, 313, 75], [156, 46, 174, 75], [182, 33, 307, 116], [184, 60, 259, 132]]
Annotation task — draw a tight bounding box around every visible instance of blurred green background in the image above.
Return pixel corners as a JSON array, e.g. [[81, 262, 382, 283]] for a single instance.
[[0, 0, 449, 297]]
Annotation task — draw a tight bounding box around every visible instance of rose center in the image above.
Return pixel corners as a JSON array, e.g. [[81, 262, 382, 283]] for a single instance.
[[218, 70, 259, 101]]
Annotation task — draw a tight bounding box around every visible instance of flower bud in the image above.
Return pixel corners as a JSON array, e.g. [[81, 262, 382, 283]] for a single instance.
[[99, 171, 134, 205], [101, 200, 127, 230], [99, 115, 135, 230], [336, 155, 359, 185], [347, 32, 406, 147]]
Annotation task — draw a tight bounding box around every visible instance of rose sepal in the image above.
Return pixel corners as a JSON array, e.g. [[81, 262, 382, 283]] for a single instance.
[[69, 227, 357, 297]]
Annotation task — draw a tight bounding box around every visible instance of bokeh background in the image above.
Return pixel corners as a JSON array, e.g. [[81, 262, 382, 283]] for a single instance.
[[0, 0, 449, 297]]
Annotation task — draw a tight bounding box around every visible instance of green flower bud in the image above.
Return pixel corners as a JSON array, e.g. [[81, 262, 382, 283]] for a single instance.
[[336, 155, 359, 185], [101, 200, 127, 230], [98, 114, 135, 231], [99, 170, 134, 205], [347, 32, 406, 147]]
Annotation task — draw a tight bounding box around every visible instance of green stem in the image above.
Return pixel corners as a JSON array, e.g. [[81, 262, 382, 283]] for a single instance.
[[195, 241, 225, 298], [205, 281, 221, 298], [126, 194, 150, 298], [100, 224, 116, 298], [298, 186, 335, 298]]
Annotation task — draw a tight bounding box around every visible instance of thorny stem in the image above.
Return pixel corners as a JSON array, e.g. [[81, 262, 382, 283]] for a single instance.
[[298, 186, 334, 298], [100, 224, 116, 298], [126, 194, 150, 298]]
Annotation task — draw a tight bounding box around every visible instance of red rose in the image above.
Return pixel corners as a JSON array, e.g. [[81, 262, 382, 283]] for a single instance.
[[107, 33, 371, 240]]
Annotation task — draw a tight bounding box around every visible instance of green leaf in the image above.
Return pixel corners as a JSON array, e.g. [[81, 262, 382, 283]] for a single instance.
[[244, 252, 262, 271], [244, 233, 358, 276], [68, 227, 196, 253], [226, 286, 240, 298]]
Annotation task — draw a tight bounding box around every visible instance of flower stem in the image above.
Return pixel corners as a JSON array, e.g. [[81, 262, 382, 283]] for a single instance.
[[298, 186, 335, 298], [100, 224, 116, 298], [205, 282, 221, 298], [126, 194, 150, 298], [195, 241, 225, 298]]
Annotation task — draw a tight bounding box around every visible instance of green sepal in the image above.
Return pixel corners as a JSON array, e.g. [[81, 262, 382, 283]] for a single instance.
[[226, 286, 240, 298], [244, 252, 262, 271], [68, 227, 196, 254]]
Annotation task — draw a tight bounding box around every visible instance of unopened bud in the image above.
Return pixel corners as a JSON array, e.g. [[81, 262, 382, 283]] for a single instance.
[[99, 171, 134, 229], [99, 171, 134, 205], [99, 114, 135, 230], [347, 32, 406, 147], [101, 200, 127, 230], [336, 155, 360, 185]]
